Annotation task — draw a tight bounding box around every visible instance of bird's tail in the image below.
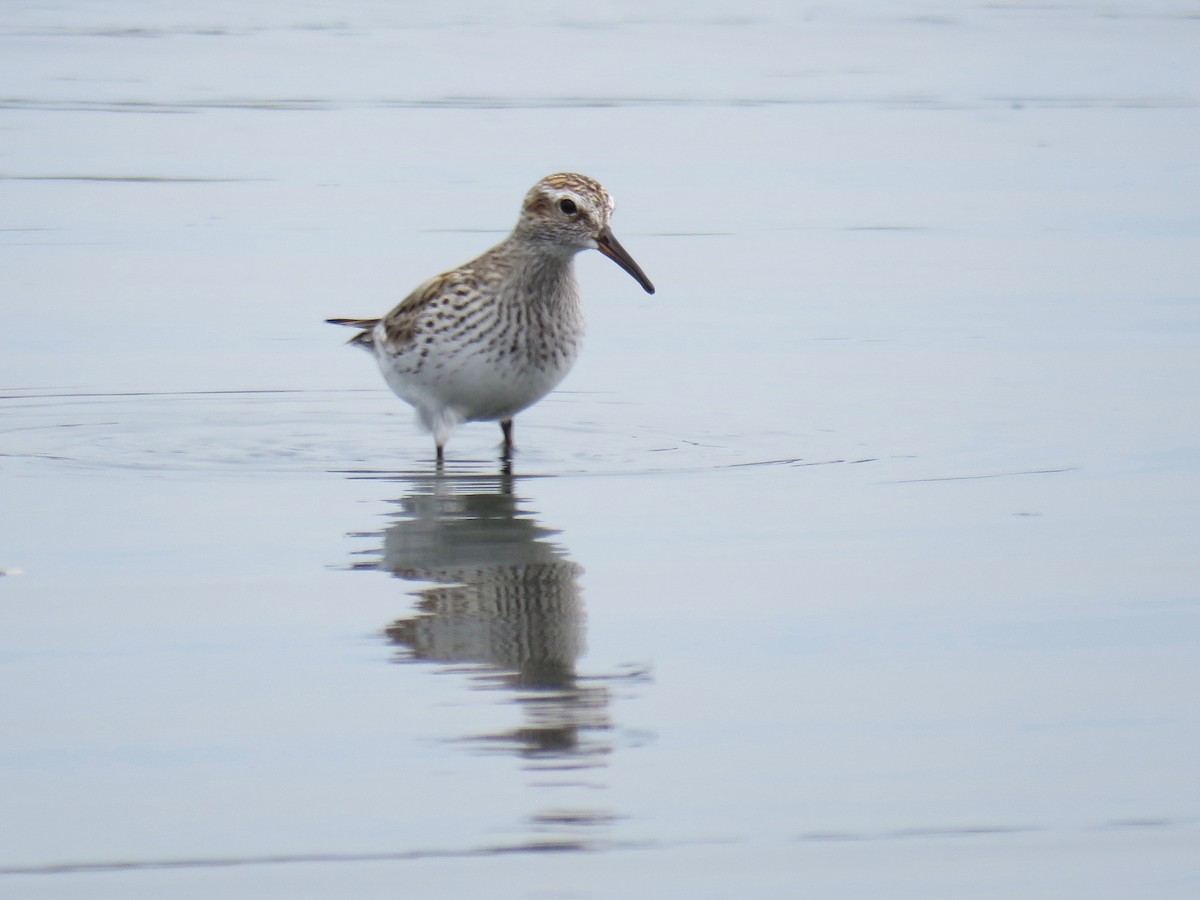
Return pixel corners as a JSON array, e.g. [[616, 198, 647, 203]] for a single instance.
[[325, 317, 379, 349]]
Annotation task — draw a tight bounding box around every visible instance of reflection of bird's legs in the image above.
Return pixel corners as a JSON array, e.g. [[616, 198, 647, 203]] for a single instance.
[[500, 418, 514, 459]]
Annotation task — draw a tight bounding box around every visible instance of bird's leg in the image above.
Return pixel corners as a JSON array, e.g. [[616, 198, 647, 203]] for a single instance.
[[435, 443, 445, 465], [500, 419, 514, 459]]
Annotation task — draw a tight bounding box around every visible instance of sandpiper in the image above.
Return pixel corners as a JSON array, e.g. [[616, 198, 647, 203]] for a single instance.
[[328, 172, 654, 462]]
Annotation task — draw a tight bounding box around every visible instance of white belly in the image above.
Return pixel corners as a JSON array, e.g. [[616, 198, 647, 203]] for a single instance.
[[374, 320, 583, 440]]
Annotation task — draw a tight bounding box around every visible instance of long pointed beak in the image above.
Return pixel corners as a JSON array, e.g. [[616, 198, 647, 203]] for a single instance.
[[595, 226, 655, 295]]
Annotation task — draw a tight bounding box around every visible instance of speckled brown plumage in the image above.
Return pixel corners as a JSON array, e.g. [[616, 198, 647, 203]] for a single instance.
[[328, 173, 654, 463]]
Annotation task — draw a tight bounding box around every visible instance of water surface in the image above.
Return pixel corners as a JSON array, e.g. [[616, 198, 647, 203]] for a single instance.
[[2, 1, 1198, 897]]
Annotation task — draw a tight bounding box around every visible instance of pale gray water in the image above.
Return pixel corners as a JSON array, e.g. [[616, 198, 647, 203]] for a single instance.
[[2, 2, 1199, 897]]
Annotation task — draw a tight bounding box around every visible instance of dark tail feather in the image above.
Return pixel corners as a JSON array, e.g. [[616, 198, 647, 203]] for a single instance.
[[325, 317, 379, 349]]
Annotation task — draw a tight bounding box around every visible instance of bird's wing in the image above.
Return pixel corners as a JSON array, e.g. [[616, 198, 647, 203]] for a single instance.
[[326, 252, 505, 356], [374, 268, 486, 356]]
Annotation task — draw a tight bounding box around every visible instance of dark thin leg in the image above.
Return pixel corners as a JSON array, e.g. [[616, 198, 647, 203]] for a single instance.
[[435, 443, 445, 465], [500, 418, 514, 458]]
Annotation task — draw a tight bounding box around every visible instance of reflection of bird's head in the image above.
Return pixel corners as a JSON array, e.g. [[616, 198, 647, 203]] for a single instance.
[[360, 474, 614, 762]]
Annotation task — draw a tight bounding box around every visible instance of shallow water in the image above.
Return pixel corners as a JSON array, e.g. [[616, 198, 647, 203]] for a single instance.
[[2, 1, 1199, 897]]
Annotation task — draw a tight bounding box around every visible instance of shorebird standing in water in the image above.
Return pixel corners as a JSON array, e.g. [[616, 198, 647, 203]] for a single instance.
[[328, 172, 655, 463]]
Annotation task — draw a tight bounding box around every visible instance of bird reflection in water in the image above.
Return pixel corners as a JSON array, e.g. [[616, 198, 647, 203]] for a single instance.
[[351, 467, 611, 770]]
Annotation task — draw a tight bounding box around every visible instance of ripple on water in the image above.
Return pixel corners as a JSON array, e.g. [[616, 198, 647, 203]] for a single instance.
[[0, 388, 849, 479]]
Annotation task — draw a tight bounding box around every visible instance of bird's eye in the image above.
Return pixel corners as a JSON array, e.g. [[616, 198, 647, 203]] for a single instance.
[[558, 198, 578, 216]]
